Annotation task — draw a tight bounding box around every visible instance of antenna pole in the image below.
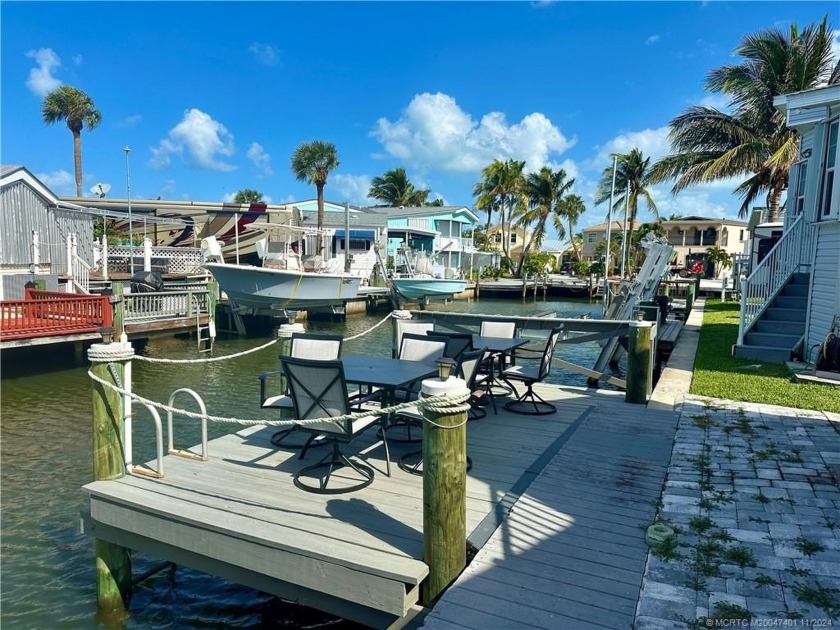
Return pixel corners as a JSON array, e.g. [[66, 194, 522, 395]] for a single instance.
[[124, 147, 134, 275]]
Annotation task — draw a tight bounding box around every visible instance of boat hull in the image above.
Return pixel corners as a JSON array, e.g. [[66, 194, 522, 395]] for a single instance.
[[392, 278, 467, 300], [204, 263, 361, 310]]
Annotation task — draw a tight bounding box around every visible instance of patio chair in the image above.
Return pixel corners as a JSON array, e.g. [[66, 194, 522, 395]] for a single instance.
[[501, 325, 564, 416], [426, 330, 474, 360], [282, 356, 390, 494], [259, 333, 343, 448], [393, 319, 435, 358]]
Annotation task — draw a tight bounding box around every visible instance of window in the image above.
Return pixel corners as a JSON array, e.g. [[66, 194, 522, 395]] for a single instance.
[[587, 233, 599, 244], [790, 158, 808, 217], [820, 118, 838, 219], [739, 229, 745, 241], [493, 233, 502, 243], [510, 232, 517, 244]]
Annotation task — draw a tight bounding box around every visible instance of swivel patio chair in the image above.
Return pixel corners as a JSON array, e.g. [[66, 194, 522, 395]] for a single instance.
[[282, 356, 390, 494], [392, 319, 435, 358], [426, 330, 474, 360], [259, 332, 343, 448], [501, 325, 564, 416], [397, 348, 486, 476]]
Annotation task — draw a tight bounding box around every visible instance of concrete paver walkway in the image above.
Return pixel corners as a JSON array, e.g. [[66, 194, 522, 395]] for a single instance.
[[636, 396, 840, 628]]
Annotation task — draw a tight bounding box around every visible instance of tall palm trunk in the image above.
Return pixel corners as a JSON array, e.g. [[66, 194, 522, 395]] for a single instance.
[[316, 183, 326, 257], [767, 187, 782, 223], [568, 220, 580, 260], [72, 128, 83, 197]]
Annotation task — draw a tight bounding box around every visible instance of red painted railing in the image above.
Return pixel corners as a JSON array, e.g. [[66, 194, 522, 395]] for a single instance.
[[0, 289, 113, 341]]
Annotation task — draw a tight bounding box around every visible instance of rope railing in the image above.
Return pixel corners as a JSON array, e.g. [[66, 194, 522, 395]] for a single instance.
[[132, 310, 410, 364], [87, 366, 470, 429]]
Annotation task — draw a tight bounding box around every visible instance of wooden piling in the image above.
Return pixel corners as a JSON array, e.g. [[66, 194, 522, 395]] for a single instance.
[[111, 282, 124, 339], [420, 375, 470, 605], [685, 282, 696, 316], [626, 320, 654, 404], [88, 339, 134, 616]]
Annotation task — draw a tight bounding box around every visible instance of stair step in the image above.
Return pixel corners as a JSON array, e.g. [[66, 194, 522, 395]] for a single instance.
[[791, 272, 811, 285], [754, 320, 805, 334], [781, 284, 809, 297], [733, 344, 792, 364], [763, 307, 807, 321], [772, 295, 807, 310], [745, 332, 800, 348]]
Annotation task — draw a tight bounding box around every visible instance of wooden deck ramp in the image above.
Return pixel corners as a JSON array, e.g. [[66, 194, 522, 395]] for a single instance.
[[82, 383, 622, 628], [418, 394, 678, 630]]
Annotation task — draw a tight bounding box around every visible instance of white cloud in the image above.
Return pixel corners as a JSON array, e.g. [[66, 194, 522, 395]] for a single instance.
[[246, 142, 273, 176], [36, 169, 74, 193], [118, 114, 142, 128], [699, 93, 730, 111], [249, 42, 279, 67], [149, 109, 236, 171], [591, 126, 671, 171], [332, 174, 373, 205], [645, 34, 660, 46], [371, 92, 575, 173], [25, 48, 61, 96]]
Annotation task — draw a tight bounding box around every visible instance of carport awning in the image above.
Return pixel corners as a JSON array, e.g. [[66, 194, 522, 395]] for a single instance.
[[334, 230, 376, 239]]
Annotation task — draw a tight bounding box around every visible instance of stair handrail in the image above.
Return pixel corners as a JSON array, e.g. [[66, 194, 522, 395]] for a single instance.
[[66, 233, 91, 294], [737, 214, 815, 346]]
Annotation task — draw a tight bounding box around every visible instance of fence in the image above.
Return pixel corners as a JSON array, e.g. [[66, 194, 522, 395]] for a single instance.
[[0, 288, 112, 340], [122, 290, 211, 323]]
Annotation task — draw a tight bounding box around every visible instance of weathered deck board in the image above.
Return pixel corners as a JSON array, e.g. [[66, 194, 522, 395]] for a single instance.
[[419, 396, 678, 630], [84, 381, 612, 627]]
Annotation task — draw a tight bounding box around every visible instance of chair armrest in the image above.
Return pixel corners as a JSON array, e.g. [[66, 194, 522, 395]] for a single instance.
[[258, 369, 284, 405]]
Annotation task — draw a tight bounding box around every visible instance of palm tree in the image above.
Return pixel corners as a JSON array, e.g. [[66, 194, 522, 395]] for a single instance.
[[556, 194, 586, 261], [473, 158, 526, 269], [290, 141, 339, 255], [594, 148, 658, 275], [233, 189, 264, 204], [650, 18, 836, 220], [704, 245, 732, 277], [41, 85, 102, 197], [368, 168, 429, 206], [515, 167, 574, 276]]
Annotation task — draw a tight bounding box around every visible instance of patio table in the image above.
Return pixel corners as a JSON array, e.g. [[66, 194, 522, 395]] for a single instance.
[[472, 335, 529, 398]]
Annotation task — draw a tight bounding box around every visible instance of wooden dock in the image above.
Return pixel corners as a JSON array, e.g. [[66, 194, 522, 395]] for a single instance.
[[417, 400, 677, 630], [80, 383, 670, 628]]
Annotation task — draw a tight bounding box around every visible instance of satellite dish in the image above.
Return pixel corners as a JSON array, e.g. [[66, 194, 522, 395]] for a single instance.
[[90, 183, 111, 198]]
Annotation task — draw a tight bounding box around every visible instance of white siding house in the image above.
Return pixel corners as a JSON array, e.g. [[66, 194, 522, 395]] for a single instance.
[[775, 84, 840, 357], [734, 85, 839, 364]]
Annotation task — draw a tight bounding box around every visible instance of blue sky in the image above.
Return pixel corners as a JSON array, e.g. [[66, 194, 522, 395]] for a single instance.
[[2, 1, 838, 236]]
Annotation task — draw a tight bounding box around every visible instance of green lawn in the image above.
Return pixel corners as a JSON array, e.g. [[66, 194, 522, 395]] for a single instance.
[[690, 300, 840, 414]]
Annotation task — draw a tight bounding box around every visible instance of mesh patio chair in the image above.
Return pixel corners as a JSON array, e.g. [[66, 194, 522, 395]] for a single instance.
[[392, 319, 435, 358], [259, 333, 343, 448], [388, 333, 447, 443], [282, 356, 390, 494], [397, 348, 485, 476], [426, 330, 474, 360], [501, 325, 564, 416]]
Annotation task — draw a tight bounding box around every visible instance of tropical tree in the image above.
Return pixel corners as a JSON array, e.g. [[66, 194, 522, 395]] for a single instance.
[[368, 168, 430, 206], [650, 17, 837, 221], [233, 189, 264, 204], [704, 245, 732, 276], [556, 194, 586, 261], [515, 166, 574, 276], [472, 158, 526, 269], [291, 140, 339, 255], [594, 148, 658, 276], [41, 85, 102, 197]]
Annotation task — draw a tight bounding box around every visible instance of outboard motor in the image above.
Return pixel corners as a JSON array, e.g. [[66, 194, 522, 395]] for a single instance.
[[130, 270, 164, 294]]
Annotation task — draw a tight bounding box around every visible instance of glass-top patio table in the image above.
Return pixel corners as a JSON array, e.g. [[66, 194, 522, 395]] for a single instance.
[[341, 355, 439, 406]]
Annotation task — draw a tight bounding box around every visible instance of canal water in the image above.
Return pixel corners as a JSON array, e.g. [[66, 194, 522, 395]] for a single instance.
[[1, 297, 605, 629]]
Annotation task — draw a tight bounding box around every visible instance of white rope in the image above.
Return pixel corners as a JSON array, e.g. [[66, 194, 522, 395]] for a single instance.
[[344, 311, 397, 342], [131, 339, 278, 364], [88, 367, 470, 428]]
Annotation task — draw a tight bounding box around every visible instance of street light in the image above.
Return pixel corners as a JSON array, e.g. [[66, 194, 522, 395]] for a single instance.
[[124, 146, 133, 274]]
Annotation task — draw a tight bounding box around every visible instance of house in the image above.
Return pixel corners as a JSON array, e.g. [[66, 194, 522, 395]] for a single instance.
[[1, 166, 94, 299], [486, 224, 532, 268], [734, 83, 840, 364], [581, 217, 748, 278], [539, 239, 573, 272]]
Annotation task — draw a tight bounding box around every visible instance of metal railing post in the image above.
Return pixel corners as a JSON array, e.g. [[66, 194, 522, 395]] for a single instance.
[[737, 275, 747, 346]]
